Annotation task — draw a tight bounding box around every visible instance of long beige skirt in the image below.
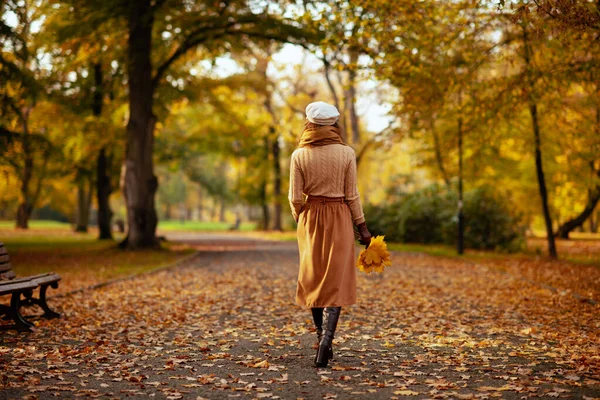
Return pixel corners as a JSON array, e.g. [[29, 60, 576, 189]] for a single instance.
[[295, 200, 357, 308]]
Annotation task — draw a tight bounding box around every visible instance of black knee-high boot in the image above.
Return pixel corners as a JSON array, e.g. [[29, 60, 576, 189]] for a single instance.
[[311, 308, 324, 345], [314, 307, 341, 368]]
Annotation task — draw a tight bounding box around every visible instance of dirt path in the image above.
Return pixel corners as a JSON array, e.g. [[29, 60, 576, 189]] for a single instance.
[[1, 234, 599, 399]]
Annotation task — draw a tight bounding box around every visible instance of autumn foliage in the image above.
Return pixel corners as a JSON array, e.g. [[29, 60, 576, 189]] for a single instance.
[[356, 235, 392, 274]]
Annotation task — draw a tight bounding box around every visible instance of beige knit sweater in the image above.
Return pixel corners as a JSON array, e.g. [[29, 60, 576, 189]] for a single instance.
[[288, 144, 365, 225]]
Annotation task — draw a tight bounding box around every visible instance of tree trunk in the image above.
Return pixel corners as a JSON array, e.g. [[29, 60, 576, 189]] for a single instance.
[[120, 0, 159, 249], [197, 187, 204, 221], [322, 58, 346, 141], [591, 210, 599, 233], [457, 111, 465, 255], [165, 203, 172, 220], [261, 136, 270, 230], [97, 147, 113, 239], [556, 187, 600, 238], [93, 63, 114, 240], [530, 102, 557, 257], [431, 119, 451, 187], [271, 128, 282, 231], [219, 197, 226, 223], [75, 172, 93, 233], [16, 122, 33, 229], [345, 50, 360, 144], [16, 202, 32, 229], [523, 25, 557, 258]]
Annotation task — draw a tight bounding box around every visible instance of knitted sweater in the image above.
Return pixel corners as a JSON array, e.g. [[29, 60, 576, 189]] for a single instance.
[[288, 144, 366, 225]]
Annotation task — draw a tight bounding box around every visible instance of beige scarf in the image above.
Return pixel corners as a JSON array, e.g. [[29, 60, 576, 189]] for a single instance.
[[298, 125, 346, 148]]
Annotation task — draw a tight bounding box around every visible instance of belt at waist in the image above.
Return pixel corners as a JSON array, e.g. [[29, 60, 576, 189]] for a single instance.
[[306, 195, 345, 204]]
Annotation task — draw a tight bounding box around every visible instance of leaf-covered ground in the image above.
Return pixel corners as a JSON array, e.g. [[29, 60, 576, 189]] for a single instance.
[[0, 228, 194, 294], [1, 234, 599, 399]]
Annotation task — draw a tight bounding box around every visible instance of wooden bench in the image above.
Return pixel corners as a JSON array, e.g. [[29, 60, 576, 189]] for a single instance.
[[0, 241, 61, 332]]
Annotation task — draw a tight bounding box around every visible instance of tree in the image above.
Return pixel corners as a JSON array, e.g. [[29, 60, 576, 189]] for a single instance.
[[528, 0, 600, 238], [0, 0, 56, 228], [59, 0, 313, 248], [362, 0, 502, 253]]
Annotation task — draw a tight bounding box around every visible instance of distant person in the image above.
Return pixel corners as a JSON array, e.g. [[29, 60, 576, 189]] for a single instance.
[[288, 101, 372, 368]]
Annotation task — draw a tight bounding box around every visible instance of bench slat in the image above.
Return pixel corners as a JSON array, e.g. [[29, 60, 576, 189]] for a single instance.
[[1, 270, 16, 280], [0, 254, 10, 263], [0, 280, 38, 294], [0, 276, 34, 285], [0, 262, 12, 273], [0, 246, 7, 256], [30, 273, 61, 285]]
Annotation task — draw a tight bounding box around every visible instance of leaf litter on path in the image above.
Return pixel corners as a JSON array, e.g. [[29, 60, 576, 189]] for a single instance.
[[0, 239, 599, 399]]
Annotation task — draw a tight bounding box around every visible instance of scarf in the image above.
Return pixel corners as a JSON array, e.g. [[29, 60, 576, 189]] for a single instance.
[[298, 125, 346, 148]]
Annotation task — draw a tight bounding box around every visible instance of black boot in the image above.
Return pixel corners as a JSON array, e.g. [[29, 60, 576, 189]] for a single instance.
[[314, 307, 341, 368], [311, 308, 324, 345]]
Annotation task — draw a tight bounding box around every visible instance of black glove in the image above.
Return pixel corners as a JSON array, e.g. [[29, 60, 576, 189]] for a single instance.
[[356, 222, 372, 247]]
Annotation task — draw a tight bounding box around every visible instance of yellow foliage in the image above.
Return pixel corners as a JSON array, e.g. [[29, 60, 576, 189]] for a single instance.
[[356, 236, 392, 274]]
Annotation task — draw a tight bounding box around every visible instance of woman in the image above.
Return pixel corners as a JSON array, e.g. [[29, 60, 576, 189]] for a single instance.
[[288, 101, 372, 368]]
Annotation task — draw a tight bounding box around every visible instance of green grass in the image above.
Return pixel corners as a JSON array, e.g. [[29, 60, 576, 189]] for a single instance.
[[388, 240, 600, 267], [0, 220, 72, 229], [0, 219, 260, 233], [387, 242, 460, 258], [157, 220, 257, 232]]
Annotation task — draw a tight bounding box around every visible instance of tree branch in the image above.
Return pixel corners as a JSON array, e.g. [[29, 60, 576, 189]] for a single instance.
[[152, 14, 318, 89]]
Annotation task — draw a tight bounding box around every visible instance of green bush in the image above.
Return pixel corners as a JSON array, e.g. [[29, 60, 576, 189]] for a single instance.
[[459, 187, 526, 251], [364, 184, 525, 252]]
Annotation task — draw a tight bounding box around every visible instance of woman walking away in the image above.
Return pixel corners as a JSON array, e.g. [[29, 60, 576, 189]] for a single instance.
[[288, 101, 372, 368]]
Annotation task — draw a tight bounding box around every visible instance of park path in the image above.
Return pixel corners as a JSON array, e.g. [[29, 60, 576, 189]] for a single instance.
[[1, 233, 599, 399]]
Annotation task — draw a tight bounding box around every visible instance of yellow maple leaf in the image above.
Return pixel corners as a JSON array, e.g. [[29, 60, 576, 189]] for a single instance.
[[356, 236, 391, 274]]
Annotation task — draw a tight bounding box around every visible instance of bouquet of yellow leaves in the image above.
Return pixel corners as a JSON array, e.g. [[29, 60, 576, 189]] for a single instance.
[[356, 236, 391, 274]]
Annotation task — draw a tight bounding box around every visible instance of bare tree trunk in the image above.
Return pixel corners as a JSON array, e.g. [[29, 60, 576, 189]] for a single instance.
[[165, 203, 172, 220], [15, 111, 40, 229], [523, 25, 557, 258], [591, 210, 599, 233], [431, 119, 451, 187], [219, 197, 226, 223], [556, 167, 600, 239], [197, 187, 204, 221], [335, 70, 349, 139], [120, 0, 159, 249], [272, 136, 282, 231], [531, 101, 556, 258], [211, 200, 218, 220], [16, 151, 33, 229], [97, 147, 113, 239], [261, 136, 270, 230], [556, 192, 599, 238], [16, 202, 32, 229], [75, 171, 93, 233], [457, 111, 465, 255], [322, 57, 347, 141], [345, 50, 360, 145], [92, 63, 114, 240], [557, 97, 600, 237]]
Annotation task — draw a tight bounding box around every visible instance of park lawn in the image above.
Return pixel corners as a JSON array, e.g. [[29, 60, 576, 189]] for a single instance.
[[388, 236, 600, 267], [0, 220, 72, 230], [0, 219, 259, 233], [157, 220, 257, 232], [0, 228, 195, 295]]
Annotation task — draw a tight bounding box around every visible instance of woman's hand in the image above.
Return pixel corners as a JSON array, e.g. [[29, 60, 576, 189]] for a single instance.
[[356, 222, 372, 247]]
